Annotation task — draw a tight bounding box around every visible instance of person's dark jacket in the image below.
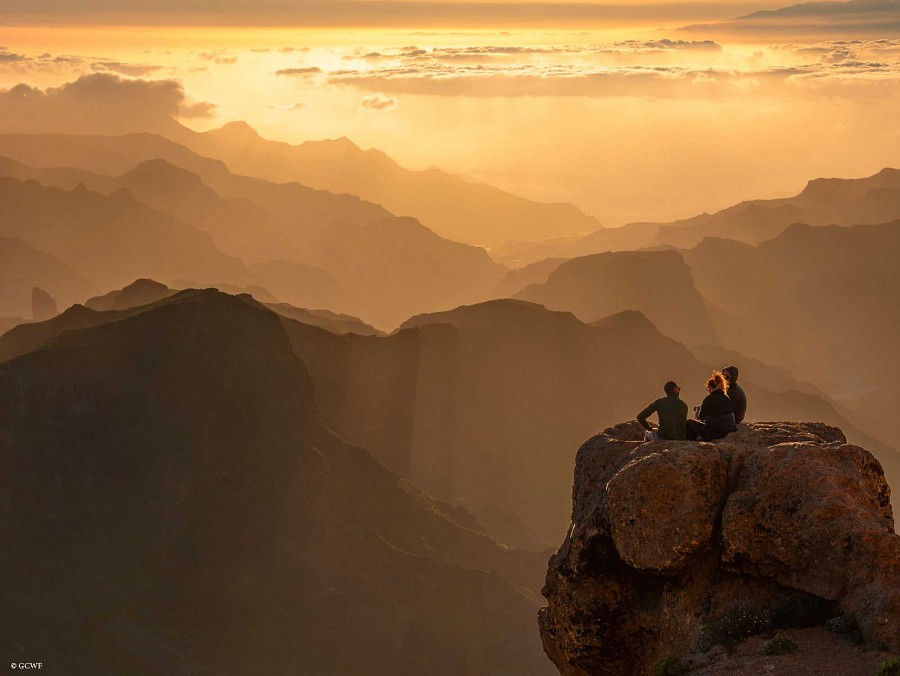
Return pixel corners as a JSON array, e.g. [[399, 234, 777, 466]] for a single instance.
[[723, 365, 747, 423], [637, 393, 688, 440], [697, 389, 735, 440]]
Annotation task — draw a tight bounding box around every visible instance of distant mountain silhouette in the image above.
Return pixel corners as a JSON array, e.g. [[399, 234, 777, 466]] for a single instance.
[[494, 222, 659, 268], [0, 177, 244, 292], [0, 146, 389, 264], [85, 277, 378, 335], [240, 259, 344, 311], [310, 216, 504, 328], [679, 0, 900, 36], [30, 287, 58, 321], [514, 249, 717, 347], [683, 221, 900, 450], [493, 257, 568, 297], [0, 146, 506, 329], [502, 167, 900, 265], [184, 123, 600, 246], [0, 288, 551, 675], [266, 302, 382, 336], [279, 298, 898, 549], [0, 236, 96, 317], [86, 278, 176, 311], [652, 168, 900, 249]]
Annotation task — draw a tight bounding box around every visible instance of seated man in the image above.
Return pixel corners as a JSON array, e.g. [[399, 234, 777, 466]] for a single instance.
[[722, 365, 747, 424], [637, 380, 688, 441]]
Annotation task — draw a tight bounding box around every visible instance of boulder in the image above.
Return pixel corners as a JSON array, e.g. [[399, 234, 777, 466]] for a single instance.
[[539, 422, 899, 675]]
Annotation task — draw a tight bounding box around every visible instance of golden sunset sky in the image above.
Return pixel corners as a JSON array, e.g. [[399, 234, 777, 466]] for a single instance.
[[1, 0, 899, 225]]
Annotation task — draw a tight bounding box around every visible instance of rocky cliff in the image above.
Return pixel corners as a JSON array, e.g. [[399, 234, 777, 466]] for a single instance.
[[539, 421, 900, 675], [0, 288, 551, 675]]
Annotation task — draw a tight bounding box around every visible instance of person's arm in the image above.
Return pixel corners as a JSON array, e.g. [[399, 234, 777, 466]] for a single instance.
[[637, 401, 658, 431], [697, 394, 711, 421]]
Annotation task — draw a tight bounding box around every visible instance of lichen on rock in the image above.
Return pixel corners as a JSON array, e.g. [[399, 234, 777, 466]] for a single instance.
[[538, 421, 899, 675]]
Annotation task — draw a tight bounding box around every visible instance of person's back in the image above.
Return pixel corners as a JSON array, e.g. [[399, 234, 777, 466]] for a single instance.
[[698, 388, 735, 440], [723, 365, 747, 423], [637, 381, 688, 441]]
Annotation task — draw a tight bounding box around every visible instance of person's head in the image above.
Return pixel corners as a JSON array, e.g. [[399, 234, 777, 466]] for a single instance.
[[722, 365, 739, 384], [706, 371, 729, 394], [664, 381, 680, 396]]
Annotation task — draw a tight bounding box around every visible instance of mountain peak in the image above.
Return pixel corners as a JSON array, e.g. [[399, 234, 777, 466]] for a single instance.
[[589, 309, 658, 332], [210, 120, 262, 141], [119, 158, 202, 188], [397, 298, 580, 332]]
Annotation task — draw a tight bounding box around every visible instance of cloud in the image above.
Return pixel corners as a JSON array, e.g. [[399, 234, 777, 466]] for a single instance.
[[0, 49, 89, 75], [275, 66, 323, 76], [0, 49, 166, 79], [91, 61, 164, 76], [200, 52, 238, 64], [775, 38, 900, 63], [325, 56, 900, 100], [0, 73, 215, 135], [179, 100, 217, 118], [361, 93, 396, 110], [345, 40, 722, 64], [0, 50, 28, 63]]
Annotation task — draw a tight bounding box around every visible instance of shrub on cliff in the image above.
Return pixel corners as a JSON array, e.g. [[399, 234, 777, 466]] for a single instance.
[[651, 656, 685, 676], [758, 633, 799, 655], [705, 605, 773, 646], [878, 658, 900, 676]]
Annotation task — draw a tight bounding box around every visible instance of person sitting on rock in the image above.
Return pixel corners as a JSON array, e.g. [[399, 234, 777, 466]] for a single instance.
[[722, 365, 746, 424], [637, 380, 688, 441], [686, 371, 736, 441]]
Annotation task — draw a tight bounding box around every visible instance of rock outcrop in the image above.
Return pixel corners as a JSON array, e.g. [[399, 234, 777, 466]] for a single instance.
[[85, 278, 176, 311], [538, 421, 900, 675]]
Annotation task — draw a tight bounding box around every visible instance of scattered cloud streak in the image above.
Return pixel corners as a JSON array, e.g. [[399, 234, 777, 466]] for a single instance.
[[348, 40, 722, 64], [275, 67, 323, 76], [361, 93, 396, 110], [0, 49, 166, 77], [323, 39, 900, 100], [91, 61, 164, 76]]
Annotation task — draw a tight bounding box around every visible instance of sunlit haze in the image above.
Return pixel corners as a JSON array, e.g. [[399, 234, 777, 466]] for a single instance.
[[3, 9, 899, 225]]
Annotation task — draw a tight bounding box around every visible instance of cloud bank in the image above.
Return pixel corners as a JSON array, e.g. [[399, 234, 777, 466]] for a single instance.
[[0, 73, 215, 135], [325, 54, 900, 99]]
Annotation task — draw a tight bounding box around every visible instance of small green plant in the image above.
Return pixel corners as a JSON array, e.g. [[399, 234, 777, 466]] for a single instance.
[[651, 656, 685, 676], [878, 658, 900, 676], [826, 614, 859, 634], [826, 614, 864, 644], [704, 605, 773, 647], [758, 632, 799, 656]]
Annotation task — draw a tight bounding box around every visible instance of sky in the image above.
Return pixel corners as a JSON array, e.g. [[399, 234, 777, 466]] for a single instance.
[[1, 0, 899, 226]]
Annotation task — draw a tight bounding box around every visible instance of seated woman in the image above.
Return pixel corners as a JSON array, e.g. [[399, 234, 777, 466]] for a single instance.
[[686, 371, 736, 441]]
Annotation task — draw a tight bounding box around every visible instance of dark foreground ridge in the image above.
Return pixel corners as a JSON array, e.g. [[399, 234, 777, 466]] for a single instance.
[[539, 421, 900, 675], [0, 288, 550, 675]]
